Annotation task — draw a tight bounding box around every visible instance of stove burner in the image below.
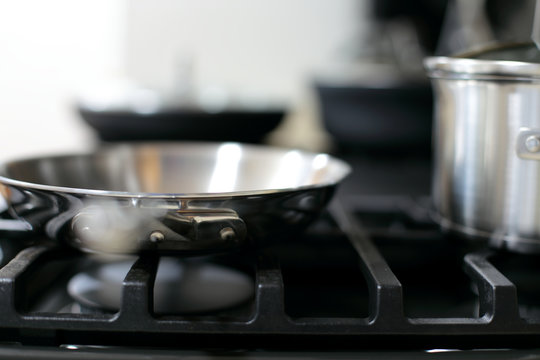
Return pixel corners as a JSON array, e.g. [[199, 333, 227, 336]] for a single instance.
[[3, 194, 540, 352], [67, 257, 254, 314]]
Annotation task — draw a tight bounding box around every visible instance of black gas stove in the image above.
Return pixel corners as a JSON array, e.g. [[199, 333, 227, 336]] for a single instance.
[[1, 155, 540, 358]]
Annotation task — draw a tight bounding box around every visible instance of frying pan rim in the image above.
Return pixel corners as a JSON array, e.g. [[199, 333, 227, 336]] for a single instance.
[[0, 141, 351, 199]]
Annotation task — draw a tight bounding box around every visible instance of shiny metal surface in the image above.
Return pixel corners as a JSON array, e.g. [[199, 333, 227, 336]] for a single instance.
[[424, 56, 540, 79], [426, 53, 540, 253], [0, 142, 350, 254], [425, 43, 540, 79]]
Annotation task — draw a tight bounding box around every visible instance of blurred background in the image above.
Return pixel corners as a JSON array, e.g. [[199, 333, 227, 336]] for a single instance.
[[0, 0, 535, 161]]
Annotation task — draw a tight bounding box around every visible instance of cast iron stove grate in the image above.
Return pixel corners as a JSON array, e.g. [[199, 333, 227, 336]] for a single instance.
[[0, 196, 539, 350]]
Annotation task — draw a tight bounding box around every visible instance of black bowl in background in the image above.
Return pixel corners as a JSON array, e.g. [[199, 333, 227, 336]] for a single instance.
[[78, 106, 286, 144], [315, 82, 433, 155]]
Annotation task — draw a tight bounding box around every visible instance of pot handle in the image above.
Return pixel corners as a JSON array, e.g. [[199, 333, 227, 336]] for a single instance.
[[516, 128, 540, 160]]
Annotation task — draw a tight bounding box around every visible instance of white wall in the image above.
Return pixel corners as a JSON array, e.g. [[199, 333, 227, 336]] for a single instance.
[[0, 0, 125, 161], [125, 0, 364, 99], [124, 0, 366, 150], [0, 1, 366, 161]]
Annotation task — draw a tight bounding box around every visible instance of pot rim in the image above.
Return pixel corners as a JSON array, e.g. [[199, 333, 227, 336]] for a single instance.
[[424, 42, 540, 80]]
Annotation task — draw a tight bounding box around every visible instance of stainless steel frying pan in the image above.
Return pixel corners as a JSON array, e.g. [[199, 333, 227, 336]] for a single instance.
[[0, 142, 350, 254]]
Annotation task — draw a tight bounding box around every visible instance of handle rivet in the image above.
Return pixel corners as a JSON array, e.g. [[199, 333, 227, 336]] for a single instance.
[[526, 135, 540, 153], [149, 230, 165, 243], [220, 227, 236, 241]]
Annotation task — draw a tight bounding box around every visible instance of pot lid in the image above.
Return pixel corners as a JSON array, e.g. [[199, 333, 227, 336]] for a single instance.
[[424, 42, 540, 79]]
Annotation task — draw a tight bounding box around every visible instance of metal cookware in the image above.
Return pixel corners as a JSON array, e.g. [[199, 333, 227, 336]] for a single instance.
[[0, 142, 350, 254], [425, 42, 540, 253]]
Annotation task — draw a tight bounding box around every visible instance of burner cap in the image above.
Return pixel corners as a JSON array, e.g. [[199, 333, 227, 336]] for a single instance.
[[68, 257, 254, 314]]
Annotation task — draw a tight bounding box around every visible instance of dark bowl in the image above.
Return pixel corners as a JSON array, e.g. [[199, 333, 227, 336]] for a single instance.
[[315, 82, 433, 154], [78, 106, 286, 144]]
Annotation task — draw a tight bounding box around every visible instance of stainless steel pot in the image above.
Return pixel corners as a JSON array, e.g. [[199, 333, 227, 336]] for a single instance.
[[0, 142, 350, 254], [425, 43, 540, 253]]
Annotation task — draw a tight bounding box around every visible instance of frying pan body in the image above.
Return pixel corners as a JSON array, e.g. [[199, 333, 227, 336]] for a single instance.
[[0, 142, 350, 254]]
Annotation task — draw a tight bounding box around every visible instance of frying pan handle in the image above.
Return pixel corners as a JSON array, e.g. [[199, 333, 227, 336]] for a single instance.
[[70, 205, 247, 254], [0, 219, 32, 232], [0, 189, 33, 234], [162, 209, 247, 249]]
